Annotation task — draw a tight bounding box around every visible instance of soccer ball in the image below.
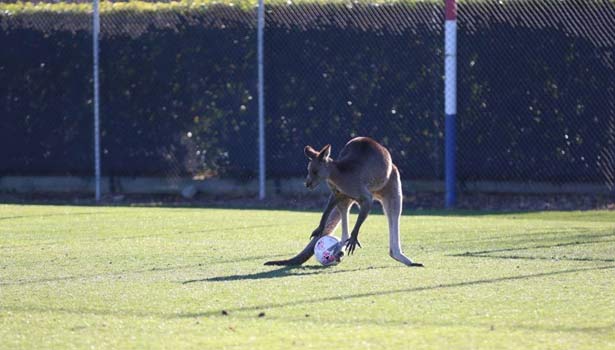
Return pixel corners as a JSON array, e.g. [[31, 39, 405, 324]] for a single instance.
[[314, 235, 344, 266]]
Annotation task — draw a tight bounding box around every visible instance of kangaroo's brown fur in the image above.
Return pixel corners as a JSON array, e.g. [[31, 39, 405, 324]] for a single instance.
[[265, 137, 422, 267]]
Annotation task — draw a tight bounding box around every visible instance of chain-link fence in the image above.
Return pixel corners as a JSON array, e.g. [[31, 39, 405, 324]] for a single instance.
[[456, 0, 615, 193], [1, 0, 614, 201]]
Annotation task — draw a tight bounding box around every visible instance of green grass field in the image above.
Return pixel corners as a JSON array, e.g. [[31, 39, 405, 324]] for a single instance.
[[1, 204, 614, 349]]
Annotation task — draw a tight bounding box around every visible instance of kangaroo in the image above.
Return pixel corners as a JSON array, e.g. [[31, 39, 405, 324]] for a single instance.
[[265, 137, 422, 267]]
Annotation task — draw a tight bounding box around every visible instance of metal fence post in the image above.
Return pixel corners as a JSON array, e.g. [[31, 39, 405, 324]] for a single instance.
[[257, 0, 266, 200], [93, 0, 101, 202], [444, 0, 457, 208]]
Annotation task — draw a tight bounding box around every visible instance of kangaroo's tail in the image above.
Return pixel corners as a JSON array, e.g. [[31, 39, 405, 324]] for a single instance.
[[264, 207, 341, 266], [264, 235, 319, 266]]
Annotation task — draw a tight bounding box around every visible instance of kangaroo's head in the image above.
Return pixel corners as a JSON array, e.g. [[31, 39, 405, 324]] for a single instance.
[[304, 144, 332, 190]]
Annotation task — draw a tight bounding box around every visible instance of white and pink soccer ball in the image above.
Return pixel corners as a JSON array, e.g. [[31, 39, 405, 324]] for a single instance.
[[314, 235, 344, 266]]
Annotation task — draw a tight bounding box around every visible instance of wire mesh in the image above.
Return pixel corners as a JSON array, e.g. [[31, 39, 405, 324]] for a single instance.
[[0, 1, 94, 177], [263, 2, 444, 181], [456, 0, 615, 191], [0, 0, 614, 198], [98, 8, 258, 186]]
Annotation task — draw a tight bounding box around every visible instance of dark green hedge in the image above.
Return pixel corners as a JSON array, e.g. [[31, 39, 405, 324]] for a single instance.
[[1, 1, 614, 188]]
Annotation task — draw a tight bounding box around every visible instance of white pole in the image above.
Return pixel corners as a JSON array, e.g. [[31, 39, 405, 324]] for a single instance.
[[257, 0, 266, 200], [93, 0, 101, 202]]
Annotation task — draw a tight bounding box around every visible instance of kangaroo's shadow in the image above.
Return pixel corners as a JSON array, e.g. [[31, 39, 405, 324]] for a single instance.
[[182, 265, 390, 284]]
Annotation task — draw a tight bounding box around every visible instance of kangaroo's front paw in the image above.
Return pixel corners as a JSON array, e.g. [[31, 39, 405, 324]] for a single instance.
[[345, 237, 362, 255]]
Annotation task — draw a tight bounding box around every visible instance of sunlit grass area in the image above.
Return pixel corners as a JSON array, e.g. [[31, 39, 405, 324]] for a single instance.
[[1, 204, 614, 349]]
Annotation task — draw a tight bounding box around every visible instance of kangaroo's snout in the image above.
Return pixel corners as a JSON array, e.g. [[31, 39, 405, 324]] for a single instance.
[[305, 180, 316, 190]]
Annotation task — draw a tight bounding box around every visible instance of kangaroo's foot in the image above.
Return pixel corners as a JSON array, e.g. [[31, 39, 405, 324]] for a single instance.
[[390, 250, 423, 267], [345, 236, 362, 255]]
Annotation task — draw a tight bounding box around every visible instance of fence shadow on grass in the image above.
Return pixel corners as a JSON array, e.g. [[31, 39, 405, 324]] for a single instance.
[[0, 223, 285, 250], [0, 211, 107, 222], [182, 265, 392, 284], [4, 264, 613, 321], [0, 253, 290, 286], [177, 264, 615, 319], [450, 235, 615, 263]]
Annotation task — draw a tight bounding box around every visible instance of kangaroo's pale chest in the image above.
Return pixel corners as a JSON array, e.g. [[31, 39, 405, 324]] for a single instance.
[[326, 179, 340, 193], [327, 178, 362, 200]]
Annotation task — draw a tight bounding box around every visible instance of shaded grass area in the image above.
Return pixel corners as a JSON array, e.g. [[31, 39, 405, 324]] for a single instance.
[[0, 204, 614, 349]]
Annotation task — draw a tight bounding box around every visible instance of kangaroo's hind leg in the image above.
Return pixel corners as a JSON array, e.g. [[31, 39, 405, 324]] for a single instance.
[[379, 166, 423, 267], [337, 197, 355, 244]]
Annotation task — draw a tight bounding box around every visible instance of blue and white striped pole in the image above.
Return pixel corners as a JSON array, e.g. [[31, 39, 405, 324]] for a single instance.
[[444, 0, 457, 208]]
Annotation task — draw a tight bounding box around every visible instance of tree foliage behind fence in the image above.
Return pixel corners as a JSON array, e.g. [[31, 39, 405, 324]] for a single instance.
[[1, 0, 614, 192]]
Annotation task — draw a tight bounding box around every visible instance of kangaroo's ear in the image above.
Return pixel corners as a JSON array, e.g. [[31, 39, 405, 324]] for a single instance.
[[318, 144, 331, 160], [304, 146, 319, 159]]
